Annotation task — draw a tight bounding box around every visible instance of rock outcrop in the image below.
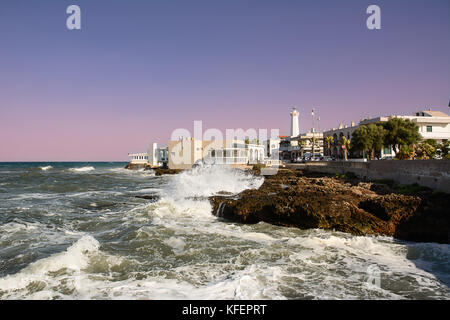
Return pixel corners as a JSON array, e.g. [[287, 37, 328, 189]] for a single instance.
[[210, 169, 449, 243], [124, 163, 182, 175]]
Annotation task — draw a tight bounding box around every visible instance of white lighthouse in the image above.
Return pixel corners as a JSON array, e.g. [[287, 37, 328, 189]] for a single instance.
[[290, 107, 300, 137]]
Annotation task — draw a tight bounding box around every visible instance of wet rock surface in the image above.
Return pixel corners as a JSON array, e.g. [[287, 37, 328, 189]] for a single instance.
[[210, 169, 449, 243], [124, 163, 182, 175]]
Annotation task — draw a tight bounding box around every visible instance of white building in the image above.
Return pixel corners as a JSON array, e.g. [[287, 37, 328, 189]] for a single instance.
[[147, 143, 169, 166], [168, 138, 267, 169], [279, 131, 324, 161], [291, 130, 324, 159], [128, 143, 168, 167], [401, 110, 450, 143], [265, 138, 280, 158], [323, 109, 450, 159], [290, 107, 300, 137], [128, 153, 149, 164]]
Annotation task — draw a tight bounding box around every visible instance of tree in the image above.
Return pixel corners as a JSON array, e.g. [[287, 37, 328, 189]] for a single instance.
[[396, 145, 415, 160], [299, 140, 306, 157], [423, 139, 438, 159], [351, 124, 386, 160], [325, 136, 334, 156], [438, 140, 450, 159], [382, 118, 421, 155], [351, 126, 372, 159], [341, 136, 351, 161], [252, 139, 260, 145], [415, 141, 436, 159]]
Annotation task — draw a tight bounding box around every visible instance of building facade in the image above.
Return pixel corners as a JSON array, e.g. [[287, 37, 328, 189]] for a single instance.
[[323, 109, 450, 159], [168, 138, 266, 169], [128, 143, 168, 167]]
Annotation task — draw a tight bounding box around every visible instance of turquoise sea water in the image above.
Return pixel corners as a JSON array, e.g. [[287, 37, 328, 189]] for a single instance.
[[0, 162, 448, 299]]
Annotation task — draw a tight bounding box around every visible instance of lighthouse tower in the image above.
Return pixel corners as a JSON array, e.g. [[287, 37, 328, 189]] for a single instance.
[[290, 107, 300, 137]]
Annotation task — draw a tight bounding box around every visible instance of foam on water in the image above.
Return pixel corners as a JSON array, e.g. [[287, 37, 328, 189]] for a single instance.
[[40, 166, 53, 171], [0, 236, 98, 294], [136, 165, 264, 227], [68, 166, 95, 173], [1, 163, 448, 300], [109, 168, 155, 176], [163, 164, 263, 199]]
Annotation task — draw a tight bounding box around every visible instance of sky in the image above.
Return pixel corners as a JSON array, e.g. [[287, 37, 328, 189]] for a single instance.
[[0, 0, 449, 161]]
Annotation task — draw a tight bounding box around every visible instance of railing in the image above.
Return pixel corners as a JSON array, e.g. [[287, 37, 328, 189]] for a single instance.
[[204, 156, 249, 165]]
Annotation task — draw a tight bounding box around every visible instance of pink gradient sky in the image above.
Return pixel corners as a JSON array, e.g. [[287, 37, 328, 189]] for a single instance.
[[1, 0, 449, 161]]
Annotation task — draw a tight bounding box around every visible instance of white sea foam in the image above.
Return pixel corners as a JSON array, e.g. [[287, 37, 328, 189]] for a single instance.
[[135, 165, 263, 228], [0, 236, 98, 292], [1, 163, 448, 300], [1, 230, 448, 299], [164, 237, 186, 253], [163, 164, 263, 199], [68, 166, 95, 173], [39, 166, 53, 171], [109, 167, 155, 176]]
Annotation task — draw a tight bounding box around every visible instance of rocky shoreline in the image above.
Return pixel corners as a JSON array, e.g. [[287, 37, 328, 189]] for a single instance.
[[124, 163, 182, 175], [210, 168, 449, 244]]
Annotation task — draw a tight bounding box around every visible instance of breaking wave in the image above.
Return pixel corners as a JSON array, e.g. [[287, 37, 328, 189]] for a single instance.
[[1, 162, 448, 300], [163, 164, 263, 199], [68, 166, 95, 173]]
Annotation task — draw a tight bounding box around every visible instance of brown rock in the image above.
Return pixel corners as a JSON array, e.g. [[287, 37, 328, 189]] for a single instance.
[[210, 169, 449, 243]]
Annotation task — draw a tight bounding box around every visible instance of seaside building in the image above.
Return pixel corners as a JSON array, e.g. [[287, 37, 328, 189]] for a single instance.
[[265, 138, 281, 158], [168, 138, 266, 169], [128, 153, 149, 165], [278, 108, 324, 161], [291, 130, 324, 160], [279, 131, 324, 161], [323, 109, 450, 159], [128, 143, 168, 167], [402, 110, 450, 143]]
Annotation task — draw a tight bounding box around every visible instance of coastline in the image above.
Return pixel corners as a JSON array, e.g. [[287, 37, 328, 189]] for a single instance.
[[124, 162, 183, 175], [209, 168, 449, 244]]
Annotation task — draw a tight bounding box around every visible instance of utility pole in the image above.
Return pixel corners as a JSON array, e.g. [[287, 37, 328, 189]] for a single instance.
[[317, 116, 321, 158], [311, 108, 315, 160]]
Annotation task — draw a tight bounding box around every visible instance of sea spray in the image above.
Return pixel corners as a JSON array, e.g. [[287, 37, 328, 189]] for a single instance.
[[163, 164, 264, 199], [146, 165, 264, 224]]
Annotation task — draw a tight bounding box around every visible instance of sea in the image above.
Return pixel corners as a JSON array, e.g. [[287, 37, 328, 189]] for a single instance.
[[0, 162, 448, 299]]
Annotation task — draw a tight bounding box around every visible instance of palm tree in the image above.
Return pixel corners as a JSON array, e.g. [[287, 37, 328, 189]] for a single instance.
[[299, 140, 306, 157], [325, 136, 334, 156], [341, 136, 350, 161]]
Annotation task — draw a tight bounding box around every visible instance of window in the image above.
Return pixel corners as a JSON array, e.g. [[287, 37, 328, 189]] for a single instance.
[[383, 147, 392, 155], [426, 126, 432, 132]]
